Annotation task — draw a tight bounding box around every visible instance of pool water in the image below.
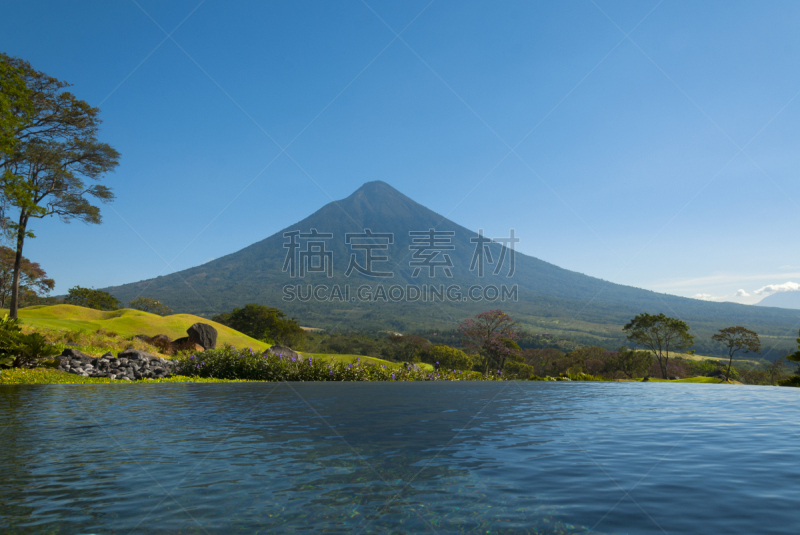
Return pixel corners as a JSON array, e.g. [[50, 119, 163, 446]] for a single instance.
[[1, 381, 798, 534]]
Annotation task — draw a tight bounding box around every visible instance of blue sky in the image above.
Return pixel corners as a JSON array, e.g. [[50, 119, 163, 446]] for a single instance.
[[2, 0, 800, 305]]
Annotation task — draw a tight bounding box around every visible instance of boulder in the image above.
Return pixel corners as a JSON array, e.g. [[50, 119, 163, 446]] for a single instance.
[[267, 345, 301, 360], [187, 323, 217, 350], [60, 348, 92, 360]]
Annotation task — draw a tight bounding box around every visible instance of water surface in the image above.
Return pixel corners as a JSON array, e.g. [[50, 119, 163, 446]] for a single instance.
[[1, 382, 798, 534]]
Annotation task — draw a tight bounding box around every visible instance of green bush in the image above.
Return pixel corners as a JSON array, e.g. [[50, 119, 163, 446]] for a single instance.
[[778, 376, 800, 387], [0, 315, 61, 367], [426, 345, 473, 370], [173, 346, 504, 382], [504, 360, 537, 379]]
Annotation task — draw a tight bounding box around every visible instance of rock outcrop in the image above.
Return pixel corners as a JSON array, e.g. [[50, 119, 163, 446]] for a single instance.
[[187, 323, 217, 350]]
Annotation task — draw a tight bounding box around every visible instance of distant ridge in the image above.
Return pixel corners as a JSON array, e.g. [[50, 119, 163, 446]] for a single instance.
[[104, 181, 800, 357], [756, 290, 800, 310]]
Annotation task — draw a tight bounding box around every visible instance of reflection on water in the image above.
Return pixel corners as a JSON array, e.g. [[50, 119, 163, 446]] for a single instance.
[[0, 382, 798, 534]]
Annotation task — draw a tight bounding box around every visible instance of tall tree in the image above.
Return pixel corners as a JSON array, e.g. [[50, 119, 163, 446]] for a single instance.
[[0, 54, 119, 318], [623, 313, 694, 379], [711, 326, 761, 381], [458, 309, 519, 373], [0, 245, 54, 307]]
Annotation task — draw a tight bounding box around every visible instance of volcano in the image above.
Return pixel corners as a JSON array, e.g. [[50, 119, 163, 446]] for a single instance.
[[105, 181, 800, 356]]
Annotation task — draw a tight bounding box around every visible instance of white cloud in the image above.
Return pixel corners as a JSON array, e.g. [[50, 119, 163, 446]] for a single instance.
[[693, 293, 717, 301], [735, 289, 750, 297], [754, 281, 800, 295]]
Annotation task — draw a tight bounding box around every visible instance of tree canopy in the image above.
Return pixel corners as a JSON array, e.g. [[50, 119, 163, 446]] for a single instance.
[[64, 286, 120, 311], [128, 297, 173, 316], [623, 313, 694, 379], [213, 304, 306, 348], [459, 309, 519, 373], [0, 53, 119, 318], [0, 245, 54, 307], [711, 326, 760, 381]]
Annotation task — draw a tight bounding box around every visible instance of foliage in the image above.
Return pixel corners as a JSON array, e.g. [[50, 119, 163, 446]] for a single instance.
[[521, 347, 567, 376], [778, 375, 800, 388], [711, 326, 760, 380], [213, 304, 305, 348], [459, 310, 520, 373], [128, 296, 172, 316], [64, 286, 120, 310], [0, 313, 60, 367], [389, 334, 431, 362], [425, 345, 473, 370], [0, 245, 54, 306], [0, 53, 119, 317], [0, 52, 33, 159], [504, 359, 537, 379], [608, 347, 654, 379], [624, 313, 694, 379], [173, 345, 504, 382]]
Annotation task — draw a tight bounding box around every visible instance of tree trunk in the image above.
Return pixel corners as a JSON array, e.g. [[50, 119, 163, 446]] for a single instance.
[[9, 212, 27, 319], [726, 352, 734, 382]]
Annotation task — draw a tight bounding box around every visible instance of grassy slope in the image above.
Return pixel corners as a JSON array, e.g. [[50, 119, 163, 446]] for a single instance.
[[302, 353, 435, 371], [7, 305, 270, 351]]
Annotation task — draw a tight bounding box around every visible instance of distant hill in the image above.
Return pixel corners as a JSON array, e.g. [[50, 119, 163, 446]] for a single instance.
[[756, 291, 800, 310], [103, 181, 800, 358]]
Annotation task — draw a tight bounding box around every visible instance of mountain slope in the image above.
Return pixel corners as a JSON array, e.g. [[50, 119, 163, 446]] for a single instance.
[[104, 181, 800, 357], [756, 291, 800, 310]]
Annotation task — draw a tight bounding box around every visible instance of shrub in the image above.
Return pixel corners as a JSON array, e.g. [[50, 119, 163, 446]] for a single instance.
[[426, 345, 473, 370], [173, 346, 504, 382], [0, 315, 61, 367], [778, 376, 800, 388], [504, 360, 536, 379]]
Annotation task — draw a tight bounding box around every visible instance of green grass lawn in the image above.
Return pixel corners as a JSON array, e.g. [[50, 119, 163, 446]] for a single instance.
[[6, 305, 270, 351], [0, 368, 258, 384], [301, 353, 435, 371]]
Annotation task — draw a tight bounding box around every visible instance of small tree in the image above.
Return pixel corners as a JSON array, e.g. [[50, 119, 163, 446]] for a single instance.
[[766, 358, 787, 385], [711, 326, 761, 381], [128, 296, 173, 316], [213, 304, 305, 348], [64, 286, 120, 311], [0, 54, 119, 318], [459, 309, 519, 373], [784, 329, 800, 376], [623, 313, 694, 379], [0, 245, 54, 307]]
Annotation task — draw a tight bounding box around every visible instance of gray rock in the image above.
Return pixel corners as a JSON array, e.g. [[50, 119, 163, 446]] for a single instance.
[[187, 323, 217, 350], [61, 348, 92, 360], [118, 348, 157, 361], [267, 345, 301, 360]]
